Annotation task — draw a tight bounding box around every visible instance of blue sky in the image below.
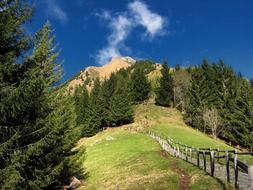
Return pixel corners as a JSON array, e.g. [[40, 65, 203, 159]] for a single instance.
[[27, 0, 253, 82]]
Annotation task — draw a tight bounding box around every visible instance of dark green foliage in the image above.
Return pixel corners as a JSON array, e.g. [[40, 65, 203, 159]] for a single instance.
[[130, 60, 156, 74], [72, 60, 155, 131], [74, 85, 89, 125], [73, 68, 134, 136], [109, 71, 133, 126], [131, 66, 151, 102], [155, 61, 174, 107], [99, 73, 118, 127], [250, 79, 253, 88], [0, 3, 80, 188], [185, 59, 253, 149], [222, 77, 253, 149], [0, 0, 32, 66], [85, 78, 103, 136], [175, 64, 181, 71], [186, 60, 221, 132]]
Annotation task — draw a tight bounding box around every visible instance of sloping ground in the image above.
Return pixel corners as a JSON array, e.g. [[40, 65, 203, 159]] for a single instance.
[[69, 103, 253, 189], [66, 57, 135, 92], [74, 128, 228, 190], [133, 104, 252, 165], [151, 134, 248, 190], [134, 104, 233, 149]]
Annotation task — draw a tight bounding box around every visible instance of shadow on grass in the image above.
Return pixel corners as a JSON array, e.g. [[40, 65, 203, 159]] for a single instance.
[[214, 177, 234, 190], [58, 147, 89, 189]]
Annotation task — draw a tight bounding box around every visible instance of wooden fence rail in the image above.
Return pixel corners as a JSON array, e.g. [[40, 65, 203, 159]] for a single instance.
[[147, 131, 253, 190]]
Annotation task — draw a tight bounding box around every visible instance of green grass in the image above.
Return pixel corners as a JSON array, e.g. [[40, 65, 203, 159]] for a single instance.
[[150, 123, 232, 150], [74, 128, 228, 190], [135, 104, 234, 149], [69, 103, 253, 189], [134, 104, 252, 165]]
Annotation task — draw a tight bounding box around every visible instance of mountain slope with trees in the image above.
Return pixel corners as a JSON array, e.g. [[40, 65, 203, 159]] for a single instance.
[[1, 1, 252, 190], [184, 60, 253, 150]]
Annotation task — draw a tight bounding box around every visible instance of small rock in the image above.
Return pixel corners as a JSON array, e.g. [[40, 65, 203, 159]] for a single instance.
[[105, 136, 114, 141]]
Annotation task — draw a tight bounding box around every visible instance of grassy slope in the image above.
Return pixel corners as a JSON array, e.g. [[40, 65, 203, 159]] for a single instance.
[[134, 104, 252, 165], [134, 104, 233, 149], [75, 128, 226, 190]]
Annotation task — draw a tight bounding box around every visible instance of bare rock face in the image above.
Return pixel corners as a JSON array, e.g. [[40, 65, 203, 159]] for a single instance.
[[66, 56, 136, 92]]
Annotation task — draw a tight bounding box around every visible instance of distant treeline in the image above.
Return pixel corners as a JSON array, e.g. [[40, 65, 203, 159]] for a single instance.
[[161, 60, 253, 151], [73, 60, 153, 136], [183, 61, 253, 150], [1, 1, 252, 190], [74, 58, 253, 151]]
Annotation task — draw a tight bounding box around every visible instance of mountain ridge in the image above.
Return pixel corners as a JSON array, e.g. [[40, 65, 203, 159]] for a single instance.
[[66, 56, 136, 92]]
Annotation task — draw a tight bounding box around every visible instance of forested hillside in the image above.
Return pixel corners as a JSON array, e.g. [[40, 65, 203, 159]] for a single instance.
[[184, 61, 253, 151], [0, 1, 252, 190], [72, 59, 253, 151]]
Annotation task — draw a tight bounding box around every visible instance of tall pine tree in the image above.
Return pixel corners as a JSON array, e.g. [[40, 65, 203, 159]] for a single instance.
[[74, 85, 89, 126], [131, 66, 151, 102], [155, 61, 174, 107], [109, 71, 133, 126], [0, 7, 79, 188], [185, 59, 253, 149], [85, 78, 104, 135]]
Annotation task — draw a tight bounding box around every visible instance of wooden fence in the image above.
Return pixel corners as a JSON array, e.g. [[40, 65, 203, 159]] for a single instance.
[[148, 131, 253, 190]]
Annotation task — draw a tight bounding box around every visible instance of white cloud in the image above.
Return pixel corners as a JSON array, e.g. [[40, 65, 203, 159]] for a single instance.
[[96, 13, 134, 65], [45, 0, 68, 24], [128, 0, 165, 37], [95, 0, 167, 65]]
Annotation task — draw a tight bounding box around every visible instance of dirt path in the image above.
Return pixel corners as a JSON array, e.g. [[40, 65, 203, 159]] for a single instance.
[[160, 150, 190, 190]]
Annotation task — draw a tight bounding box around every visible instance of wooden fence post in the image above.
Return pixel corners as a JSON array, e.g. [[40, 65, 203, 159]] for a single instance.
[[234, 153, 239, 188], [249, 166, 253, 190], [197, 148, 200, 168], [217, 148, 219, 162], [210, 151, 215, 177], [225, 150, 230, 183], [190, 148, 192, 162], [185, 147, 188, 162], [165, 142, 168, 152], [203, 151, 206, 172]]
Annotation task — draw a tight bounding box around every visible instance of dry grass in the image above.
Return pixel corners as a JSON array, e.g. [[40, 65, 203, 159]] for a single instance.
[[66, 57, 134, 92]]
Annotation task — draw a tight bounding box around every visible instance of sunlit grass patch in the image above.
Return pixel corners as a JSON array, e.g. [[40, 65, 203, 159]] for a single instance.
[[74, 128, 226, 190]]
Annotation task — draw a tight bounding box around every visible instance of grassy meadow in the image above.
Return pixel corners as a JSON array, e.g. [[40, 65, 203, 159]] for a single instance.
[[134, 104, 252, 164], [75, 128, 227, 190]]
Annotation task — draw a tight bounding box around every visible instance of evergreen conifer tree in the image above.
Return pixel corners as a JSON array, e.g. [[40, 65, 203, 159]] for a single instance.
[[109, 72, 133, 126], [99, 73, 117, 127], [186, 60, 219, 132], [186, 59, 253, 149], [85, 78, 104, 135], [74, 85, 89, 125], [0, 10, 79, 188], [155, 61, 174, 106], [250, 79, 253, 88], [131, 67, 151, 102]]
